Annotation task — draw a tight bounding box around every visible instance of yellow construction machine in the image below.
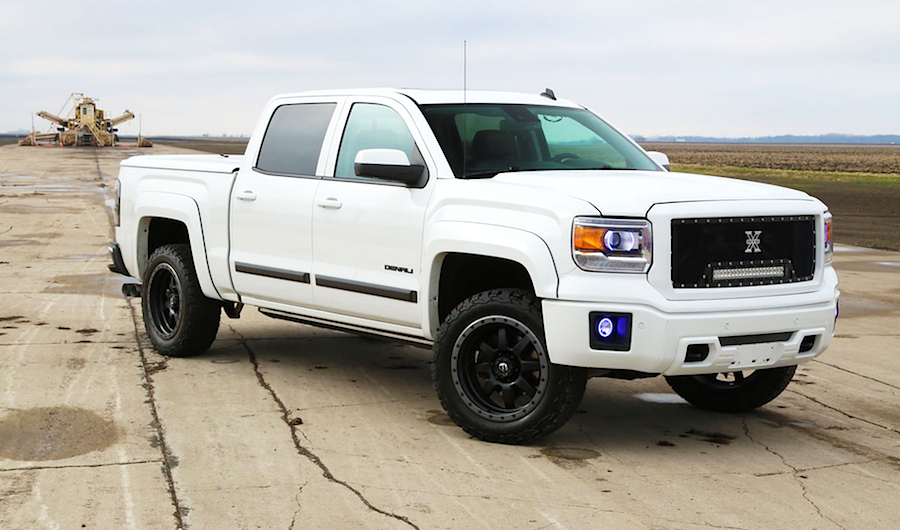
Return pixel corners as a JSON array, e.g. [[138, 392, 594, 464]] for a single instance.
[[20, 93, 152, 147]]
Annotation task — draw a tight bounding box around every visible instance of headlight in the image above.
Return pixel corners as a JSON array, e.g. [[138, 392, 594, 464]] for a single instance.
[[824, 211, 833, 263], [573, 217, 652, 273]]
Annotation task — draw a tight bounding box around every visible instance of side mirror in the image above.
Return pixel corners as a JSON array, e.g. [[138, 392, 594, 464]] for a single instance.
[[646, 151, 671, 171], [354, 149, 425, 185]]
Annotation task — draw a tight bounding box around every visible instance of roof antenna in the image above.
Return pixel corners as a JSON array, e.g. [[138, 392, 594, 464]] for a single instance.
[[540, 88, 556, 100]]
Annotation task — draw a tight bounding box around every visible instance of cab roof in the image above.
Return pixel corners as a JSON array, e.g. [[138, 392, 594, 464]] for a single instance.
[[273, 88, 584, 108]]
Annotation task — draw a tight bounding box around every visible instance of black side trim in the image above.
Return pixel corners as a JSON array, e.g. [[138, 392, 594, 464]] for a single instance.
[[108, 243, 130, 276], [259, 308, 431, 348], [315, 275, 417, 303], [719, 332, 794, 347], [235, 262, 310, 284]]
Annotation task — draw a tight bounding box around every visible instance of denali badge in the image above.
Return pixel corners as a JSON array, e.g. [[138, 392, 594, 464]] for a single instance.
[[745, 230, 762, 253], [385, 264, 414, 274]]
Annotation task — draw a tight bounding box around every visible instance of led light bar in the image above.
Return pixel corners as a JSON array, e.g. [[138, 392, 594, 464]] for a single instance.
[[712, 265, 785, 282]]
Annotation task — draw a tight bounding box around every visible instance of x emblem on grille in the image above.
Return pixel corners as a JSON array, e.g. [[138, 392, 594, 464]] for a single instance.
[[745, 230, 762, 253]]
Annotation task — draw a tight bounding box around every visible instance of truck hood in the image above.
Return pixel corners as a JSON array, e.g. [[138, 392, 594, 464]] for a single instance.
[[490, 170, 812, 216]]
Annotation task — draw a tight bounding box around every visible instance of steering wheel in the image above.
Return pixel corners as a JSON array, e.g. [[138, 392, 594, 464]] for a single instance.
[[550, 152, 581, 163]]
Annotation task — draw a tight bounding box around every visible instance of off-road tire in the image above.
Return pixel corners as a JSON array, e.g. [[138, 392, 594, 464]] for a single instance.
[[665, 365, 797, 413], [142, 244, 220, 357], [432, 288, 587, 444]]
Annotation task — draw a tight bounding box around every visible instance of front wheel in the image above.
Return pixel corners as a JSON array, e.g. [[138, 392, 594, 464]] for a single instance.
[[141, 244, 220, 357], [432, 289, 587, 444], [665, 366, 797, 413]]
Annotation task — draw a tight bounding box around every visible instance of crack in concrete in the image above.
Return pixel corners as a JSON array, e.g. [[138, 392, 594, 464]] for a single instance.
[[241, 339, 420, 530], [128, 301, 187, 530], [315, 448, 496, 481], [0, 459, 161, 473], [741, 417, 847, 530], [753, 458, 885, 477], [286, 478, 310, 530], [787, 388, 900, 435], [811, 359, 900, 391]]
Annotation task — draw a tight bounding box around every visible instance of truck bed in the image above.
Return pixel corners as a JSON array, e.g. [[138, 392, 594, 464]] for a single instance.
[[121, 154, 243, 174]]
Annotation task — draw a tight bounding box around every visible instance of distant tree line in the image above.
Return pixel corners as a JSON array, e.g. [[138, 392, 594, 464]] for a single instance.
[[632, 133, 900, 145]]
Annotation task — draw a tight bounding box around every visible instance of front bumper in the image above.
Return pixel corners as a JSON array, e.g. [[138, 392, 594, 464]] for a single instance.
[[542, 277, 839, 376]]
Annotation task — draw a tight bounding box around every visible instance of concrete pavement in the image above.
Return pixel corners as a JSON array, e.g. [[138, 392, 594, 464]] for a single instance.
[[1, 143, 898, 529]]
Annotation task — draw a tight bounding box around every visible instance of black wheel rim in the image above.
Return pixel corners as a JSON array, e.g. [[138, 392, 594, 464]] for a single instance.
[[148, 262, 181, 340], [694, 370, 758, 390], [451, 316, 549, 423]]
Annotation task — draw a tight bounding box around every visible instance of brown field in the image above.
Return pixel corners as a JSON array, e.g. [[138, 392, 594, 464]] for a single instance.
[[642, 142, 900, 251], [641, 142, 900, 174]]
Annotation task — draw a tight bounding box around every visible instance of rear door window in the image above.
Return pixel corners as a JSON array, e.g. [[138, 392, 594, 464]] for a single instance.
[[256, 103, 336, 176]]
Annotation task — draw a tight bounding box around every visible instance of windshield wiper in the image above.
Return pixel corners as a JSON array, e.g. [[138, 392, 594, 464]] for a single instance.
[[463, 167, 524, 179]]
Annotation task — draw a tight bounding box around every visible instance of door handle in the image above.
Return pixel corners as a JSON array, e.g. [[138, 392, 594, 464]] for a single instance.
[[236, 190, 257, 201], [316, 197, 342, 209]]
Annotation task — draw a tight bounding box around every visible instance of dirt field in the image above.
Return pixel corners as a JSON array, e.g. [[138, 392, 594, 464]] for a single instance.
[[642, 143, 900, 251], [641, 142, 900, 174]]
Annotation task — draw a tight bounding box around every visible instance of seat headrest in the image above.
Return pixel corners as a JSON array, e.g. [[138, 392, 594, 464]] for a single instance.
[[472, 130, 517, 161]]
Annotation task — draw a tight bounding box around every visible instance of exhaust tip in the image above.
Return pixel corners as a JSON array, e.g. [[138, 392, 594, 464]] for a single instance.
[[122, 283, 141, 299]]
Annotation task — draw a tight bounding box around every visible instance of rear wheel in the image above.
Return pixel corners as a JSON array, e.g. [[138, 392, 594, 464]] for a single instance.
[[142, 244, 220, 357], [433, 289, 587, 444], [665, 366, 796, 413]]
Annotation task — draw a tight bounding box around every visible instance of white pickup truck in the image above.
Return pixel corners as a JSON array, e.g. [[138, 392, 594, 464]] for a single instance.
[[110, 88, 839, 443]]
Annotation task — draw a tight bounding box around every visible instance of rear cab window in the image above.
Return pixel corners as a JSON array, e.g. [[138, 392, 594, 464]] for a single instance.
[[256, 103, 337, 176]]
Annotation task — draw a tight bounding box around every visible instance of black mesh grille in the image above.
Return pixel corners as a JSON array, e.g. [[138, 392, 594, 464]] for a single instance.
[[671, 216, 815, 288]]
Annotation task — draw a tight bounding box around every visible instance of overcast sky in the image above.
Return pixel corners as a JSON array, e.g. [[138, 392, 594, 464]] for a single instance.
[[3, 0, 898, 137]]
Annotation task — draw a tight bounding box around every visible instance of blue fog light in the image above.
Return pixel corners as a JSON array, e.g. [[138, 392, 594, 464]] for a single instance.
[[589, 312, 633, 352], [597, 317, 614, 338], [617, 316, 629, 337]]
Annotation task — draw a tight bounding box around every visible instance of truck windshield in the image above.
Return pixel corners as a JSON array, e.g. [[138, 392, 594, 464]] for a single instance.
[[420, 104, 660, 178]]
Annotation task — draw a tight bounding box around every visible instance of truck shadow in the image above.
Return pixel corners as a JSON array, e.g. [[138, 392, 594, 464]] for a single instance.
[[205, 325, 865, 461]]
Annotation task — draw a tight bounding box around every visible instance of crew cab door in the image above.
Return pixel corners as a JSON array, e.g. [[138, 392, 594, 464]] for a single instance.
[[229, 97, 344, 307], [311, 97, 435, 327]]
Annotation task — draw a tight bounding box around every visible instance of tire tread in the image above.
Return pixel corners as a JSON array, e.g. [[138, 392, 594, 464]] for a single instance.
[[142, 244, 220, 357], [432, 288, 587, 444]]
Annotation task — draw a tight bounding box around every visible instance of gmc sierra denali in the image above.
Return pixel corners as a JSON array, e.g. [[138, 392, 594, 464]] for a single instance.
[[109, 88, 839, 443]]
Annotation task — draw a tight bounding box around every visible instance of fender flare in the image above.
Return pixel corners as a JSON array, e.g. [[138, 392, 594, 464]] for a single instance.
[[422, 221, 559, 339], [133, 191, 220, 300]]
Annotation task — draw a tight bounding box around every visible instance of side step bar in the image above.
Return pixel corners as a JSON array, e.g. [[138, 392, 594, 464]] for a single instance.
[[258, 308, 433, 349]]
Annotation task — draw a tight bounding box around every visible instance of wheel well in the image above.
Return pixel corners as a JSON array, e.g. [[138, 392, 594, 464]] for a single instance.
[[146, 218, 189, 261], [437, 253, 535, 322]]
